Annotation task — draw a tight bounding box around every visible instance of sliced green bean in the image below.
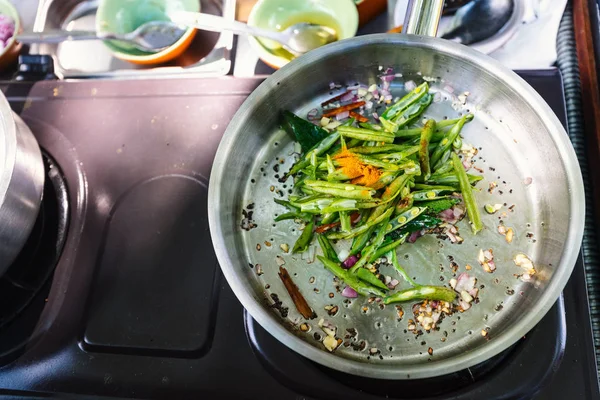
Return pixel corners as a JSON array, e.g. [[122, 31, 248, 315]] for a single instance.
[[392, 94, 433, 128], [317, 255, 385, 297], [340, 211, 351, 232], [350, 226, 375, 256], [369, 232, 408, 262], [451, 152, 483, 234], [328, 208, 393, 240], [351, 144, 414, 154], [292, 219, 314, 253], [372, 146, 420, 162], [411, 189, 452, 201], [338, 126, 395, 143], [383, 285, 457, 304], [317, 234, 339, 262], [427, 172, 483, 186], [394, 195, 414, 216], [430, 115, 468, 167], [381, 82, 429, 121], [419, 119, 436, 181], [390, 250, 418, 287], [385, 206, 427, 234], [356, 268, 389, 290], [368, 174, 412, 222]]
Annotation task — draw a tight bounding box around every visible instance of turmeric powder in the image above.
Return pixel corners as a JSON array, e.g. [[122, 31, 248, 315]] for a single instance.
[[332, 149, 383, 187]]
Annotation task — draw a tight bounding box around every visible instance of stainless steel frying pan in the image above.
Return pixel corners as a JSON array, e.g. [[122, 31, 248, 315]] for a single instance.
[[208, 0, 584, 379]]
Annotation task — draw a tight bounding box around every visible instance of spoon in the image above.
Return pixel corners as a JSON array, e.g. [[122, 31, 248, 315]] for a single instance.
[[441, 0, 514, 45], [17, 20, 187, 53], [169, 11, 338, 55]]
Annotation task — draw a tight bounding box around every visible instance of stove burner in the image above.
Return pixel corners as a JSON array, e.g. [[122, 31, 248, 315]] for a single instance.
[[245, 297, 566, 399], [0, 152, 68, 362]]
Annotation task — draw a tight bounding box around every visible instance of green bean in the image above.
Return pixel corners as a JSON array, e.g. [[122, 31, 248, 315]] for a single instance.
[[317, 234, 339, 262], [317, 255, 385, 297], [337, 126, 395, 143], [385, 207, 427, 234], [383, 285, 457, 304], [340, 211, 351, 232], [359, 122, 383, 131], [413, 184, 456, 191], [369, 232, 408, 262], [288, 132, 341, 176], [372, 148, 419, 162], [419, 119, 436, 181], [354, 154, 400, 170], [320, 212, 337, 225], [381, 82, 429, 121], [348, 215, 391, 273], [320, 199, 381, 214], [394, 195, 414, 216], [411, 189, 452, 201], [433, 159, 454, 175], [292, 219, 314, 253], [392, 94, 433, 128], [371, 171, 400, 190], [350, 226, 375, 256], [274, 198, 299, 211], [356, 268, 389, 290], [368, 174, 412, 222], [351, 144, 414, 154], [326, 154, 335, 174], [328, 208, 393, 240], [304, 180, 376, 200], [427, 172, 483, 186], [275, 212, 310, 222], [389, 249, 418, 287], [430, 115, 468, 167], [451, 152, 483, 234]]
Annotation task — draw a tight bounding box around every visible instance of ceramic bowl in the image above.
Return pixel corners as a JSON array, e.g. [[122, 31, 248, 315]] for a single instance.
[[247, 0, 359, 70], [96, 0, 200, 65]]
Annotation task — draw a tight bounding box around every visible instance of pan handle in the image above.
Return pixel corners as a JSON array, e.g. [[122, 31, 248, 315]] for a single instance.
[[402, 0, 444, 37]]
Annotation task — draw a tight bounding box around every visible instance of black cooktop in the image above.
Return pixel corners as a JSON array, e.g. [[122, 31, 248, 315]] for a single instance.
[[0, 70, 597, 399]]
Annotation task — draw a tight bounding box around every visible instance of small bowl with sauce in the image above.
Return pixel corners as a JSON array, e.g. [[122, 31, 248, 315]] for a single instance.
[[247, 0, 358, 70]]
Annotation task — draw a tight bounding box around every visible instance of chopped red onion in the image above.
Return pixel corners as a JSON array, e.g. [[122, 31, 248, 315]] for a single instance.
[[524, 177, 533, 185], [336, 111, 350, 120], [447, 231, 457, 243], [462, 160, 472, 170], [444, 85, 455, 94], [365, 101, 373, 110], [408, 230, 423, 243], [341, 286, 358, 298], [453, 206, 464, 218], [307, 108, 319, 121], [342, 255, 359, 269], [340, 91, 355, 102], [454, 273, 476, 293], [383, 94, 393, 102], [487, 260, 496, 271], [387, 278, 399, 289], [372, 112, 380, 121], [405, 80, 417, 91], [433, 92, 442, 103]]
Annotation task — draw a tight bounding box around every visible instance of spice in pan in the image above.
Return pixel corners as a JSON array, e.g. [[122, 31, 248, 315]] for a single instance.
[[278, 266, 316, 320], [332, 149, 382, 187]]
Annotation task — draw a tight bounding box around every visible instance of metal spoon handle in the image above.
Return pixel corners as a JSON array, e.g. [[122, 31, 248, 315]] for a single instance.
[[17, 30, 119, 44], [403, 0, 444, 36], [169, 11, 286, 44]]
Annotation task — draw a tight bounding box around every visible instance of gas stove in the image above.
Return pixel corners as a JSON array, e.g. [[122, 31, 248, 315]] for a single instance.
[[0, 70, 597, 399]]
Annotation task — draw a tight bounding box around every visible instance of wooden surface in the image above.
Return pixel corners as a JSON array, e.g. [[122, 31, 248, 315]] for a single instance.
[[573, 0, 600, 214]]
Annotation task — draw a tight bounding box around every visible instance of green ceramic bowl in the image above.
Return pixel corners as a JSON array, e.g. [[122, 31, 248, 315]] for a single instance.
[[96, 0, 200, 65], [247, 0, 359, 70]]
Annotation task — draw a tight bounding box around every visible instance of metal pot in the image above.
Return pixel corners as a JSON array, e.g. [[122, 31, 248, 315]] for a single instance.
[[208, 0, 584, 379], [0, 92, 44, 274]]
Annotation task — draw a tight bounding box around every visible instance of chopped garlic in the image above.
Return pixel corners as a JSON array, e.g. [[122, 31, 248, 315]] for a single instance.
[[320, 117, 330, 126], [323, 335, 340, 352]]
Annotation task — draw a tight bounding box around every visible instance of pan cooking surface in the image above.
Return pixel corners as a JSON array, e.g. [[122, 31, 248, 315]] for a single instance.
[[241, 81, 542, 366]]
